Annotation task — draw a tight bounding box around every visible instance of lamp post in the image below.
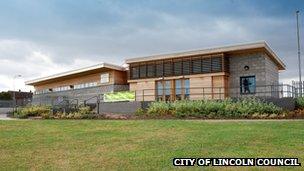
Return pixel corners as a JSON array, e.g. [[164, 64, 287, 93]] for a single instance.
[[296, 11, 302, 97], [12, 75, 22, 109]]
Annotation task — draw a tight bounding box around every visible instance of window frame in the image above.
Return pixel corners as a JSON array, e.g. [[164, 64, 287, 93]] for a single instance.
[[240, 75, 256, 95], [100, 73, 110, 84]]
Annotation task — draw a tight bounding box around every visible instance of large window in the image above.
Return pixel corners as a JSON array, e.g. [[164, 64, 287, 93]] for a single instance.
[[156, 79, 190, 101], [175, 79, 182, 100], [156, 61, 163, 77], [173, 60, 182, 76], [184, 79, 190, 99], [211, 57, 222, 72], [182, 58, 191, 75], [192, 57, 202, 74], [164, 61, 172, 76], [139, 64, 147, 78], [240, 76, 256, 94], [129, 55, 225, 79], [202, 57, 211, 73], [131, 66, 139, 79], [156, 81, 164, 101], [147, 62, 155, 77]]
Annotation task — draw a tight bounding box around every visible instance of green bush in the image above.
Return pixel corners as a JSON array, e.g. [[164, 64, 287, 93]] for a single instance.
[[145, 98, 283, 119], [53, 106, 93, 119], [296, 97, 304, 109], [14, 105, 51, 118]]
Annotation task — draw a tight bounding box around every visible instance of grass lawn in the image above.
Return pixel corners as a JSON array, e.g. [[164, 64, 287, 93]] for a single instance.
[[0, 120, 303, 170]]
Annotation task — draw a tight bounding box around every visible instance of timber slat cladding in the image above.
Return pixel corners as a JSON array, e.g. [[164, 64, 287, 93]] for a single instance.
[[173, 59, 182, 76], [156, 61, 163, 77], [164, 60, 173, 76], [147, 61, 155, 78], [139, 63, 147, 78], [129, 54, 226, 80], [182, 58, 191, 75], [202, 57, 211, 73], [191, 57, 202, 74], [211, 57, 222, 72]]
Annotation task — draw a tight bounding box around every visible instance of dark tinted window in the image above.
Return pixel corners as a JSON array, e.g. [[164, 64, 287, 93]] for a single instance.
[[240, 76, 256, 94], [202, 58, 211, 73], [131, 66, 139, 79], [211, 57, 222, 72], [173, 60, 182, 76], [147, 63, 155, 77], [192, 57, 202, 74], [182, 59, 190, 75], [139, 64, 146, 78], [164, 61, 172, 76], [156, 62, 163, 77]]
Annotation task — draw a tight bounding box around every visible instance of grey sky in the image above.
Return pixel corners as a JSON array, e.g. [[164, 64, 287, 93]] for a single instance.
[[0, 0, 303, 91]]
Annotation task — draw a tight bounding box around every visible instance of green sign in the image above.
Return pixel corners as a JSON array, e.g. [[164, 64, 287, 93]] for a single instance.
[[104, 91, 135, 102]]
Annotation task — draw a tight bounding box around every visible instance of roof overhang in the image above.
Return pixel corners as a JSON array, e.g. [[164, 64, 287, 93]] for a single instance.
[[25, 63, 125, 86], [125, 41, 286, 70]]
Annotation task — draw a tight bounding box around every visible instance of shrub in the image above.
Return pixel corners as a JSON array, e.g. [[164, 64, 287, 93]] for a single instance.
[[135, 108, 146, 116], [296, 97, 304, 109], [14, 105, 51, 118], [147, 101, 172, 117], [145, 98, 283, 119]]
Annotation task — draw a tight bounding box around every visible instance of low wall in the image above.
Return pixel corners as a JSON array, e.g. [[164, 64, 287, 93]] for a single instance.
[[99, 101, 151, 115], [98, 97, 296, 115], [262, 97, 295, 111], [0, 100, 13, 107], [0, 108, 13, 114]]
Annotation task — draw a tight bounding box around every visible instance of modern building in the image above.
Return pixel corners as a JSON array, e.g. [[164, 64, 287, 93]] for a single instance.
[[25, 63, 129, 105], [26, 41, 285, 104]]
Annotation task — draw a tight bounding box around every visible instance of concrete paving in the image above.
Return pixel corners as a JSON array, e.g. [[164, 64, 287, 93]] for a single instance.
[[0, 114, 16, 120]]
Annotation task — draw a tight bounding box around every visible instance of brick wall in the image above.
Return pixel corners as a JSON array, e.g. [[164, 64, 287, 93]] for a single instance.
[[228, 52, 279, 97]]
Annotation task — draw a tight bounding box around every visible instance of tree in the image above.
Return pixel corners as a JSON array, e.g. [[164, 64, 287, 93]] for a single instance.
[[0, 92, 12, 100]]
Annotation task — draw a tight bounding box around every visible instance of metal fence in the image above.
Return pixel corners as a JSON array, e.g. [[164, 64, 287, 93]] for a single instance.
[[135, 84, 298, 101]]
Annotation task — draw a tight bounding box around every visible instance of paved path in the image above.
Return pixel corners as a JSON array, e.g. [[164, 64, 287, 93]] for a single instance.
[[0, 114, 16, 120]]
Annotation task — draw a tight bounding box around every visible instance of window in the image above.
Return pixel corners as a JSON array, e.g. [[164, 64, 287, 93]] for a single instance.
[[202, 57, 211, 73], [139, 64, 147, 78], [192, 57, 202, 74], [129, 55, 224, 79], [164, 80, 171, 101], [131, 66, 139, 79], [147, 62, 155, 77], [156, 61, 163, 77], [184, 79, 190, 99], [74, 82, 97, 89], [173, 60, 182, 76], [53, 86, 70, 92], [211, 57, 222, 72], [156, 81, 164, 101], [156, 79, 190, 101], [240, 76, 256, 94], [175, 80, 182, 100], [182, 59, 191, 75], [164, 60, 172, 76], [101, 73, 110, 83]]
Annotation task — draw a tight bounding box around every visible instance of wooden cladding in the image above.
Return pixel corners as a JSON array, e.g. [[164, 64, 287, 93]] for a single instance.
[[129, 54, 227, 80]]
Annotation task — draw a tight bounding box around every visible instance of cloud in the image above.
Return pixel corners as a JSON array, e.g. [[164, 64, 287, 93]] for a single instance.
[[0, 0, 303, 91], [0, 39, 97, 91]]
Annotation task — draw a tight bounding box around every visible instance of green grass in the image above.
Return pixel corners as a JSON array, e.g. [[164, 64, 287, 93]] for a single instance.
[[0, 120, 303, 170]]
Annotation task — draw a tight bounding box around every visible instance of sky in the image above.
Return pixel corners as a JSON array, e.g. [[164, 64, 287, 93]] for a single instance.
[[0, 0, 304, 91]]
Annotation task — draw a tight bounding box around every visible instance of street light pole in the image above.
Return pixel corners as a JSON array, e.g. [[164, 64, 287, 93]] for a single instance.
[[296, 11, 302, 97], [12, 75, 22, 109]]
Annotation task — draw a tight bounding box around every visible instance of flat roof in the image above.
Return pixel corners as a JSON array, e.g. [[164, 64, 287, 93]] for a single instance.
[[25, 62, 125, 85], [125, 41, 286, 70]]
